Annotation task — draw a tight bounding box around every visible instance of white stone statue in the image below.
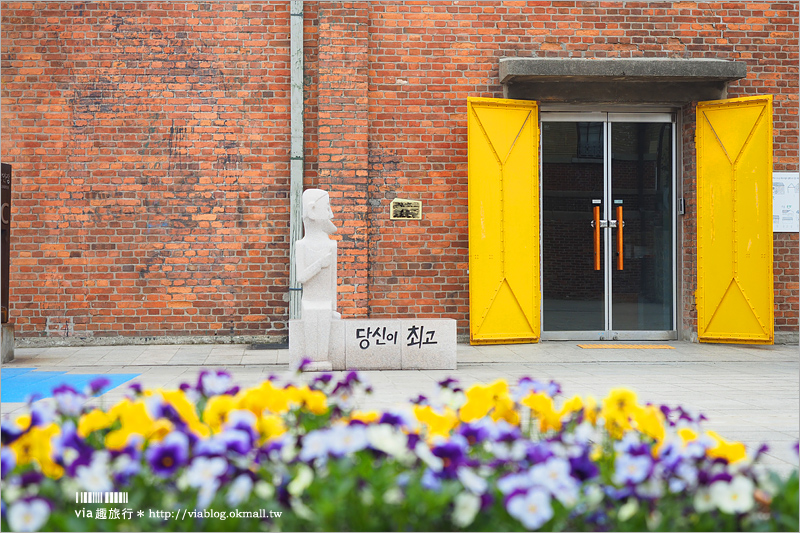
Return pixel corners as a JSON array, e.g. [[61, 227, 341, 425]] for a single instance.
[[295, 189, 340, 369]]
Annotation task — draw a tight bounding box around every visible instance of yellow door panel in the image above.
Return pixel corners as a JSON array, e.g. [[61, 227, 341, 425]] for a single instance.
[[468, 97, 539, 344], [696, 95, 773, 344]]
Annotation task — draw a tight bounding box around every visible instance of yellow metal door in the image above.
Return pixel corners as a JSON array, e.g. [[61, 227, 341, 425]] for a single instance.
[[696, 95, 773, 344], [468, 97, 539, 344]]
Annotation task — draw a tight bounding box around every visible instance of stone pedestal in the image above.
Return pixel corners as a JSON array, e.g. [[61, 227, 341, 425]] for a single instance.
[[1, 321, 14, 363], [289, 318, 456, 371], [289, 319, 345, 371]]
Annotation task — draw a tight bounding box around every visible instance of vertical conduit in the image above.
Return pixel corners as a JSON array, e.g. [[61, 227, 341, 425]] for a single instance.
[[288, 0, 304, 320]]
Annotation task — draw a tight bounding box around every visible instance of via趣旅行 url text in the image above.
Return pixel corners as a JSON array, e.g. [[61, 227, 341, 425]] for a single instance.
[[149, 508, 282, 520]]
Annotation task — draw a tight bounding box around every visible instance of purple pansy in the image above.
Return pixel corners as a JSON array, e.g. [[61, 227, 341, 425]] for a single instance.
[[1, 447, 16, 478], [197, 370, 237, 397], [53, 385, 85, 417], [87, 377, 111, 396], [145, 431, 189, 477], [569, 450, 600, 481]]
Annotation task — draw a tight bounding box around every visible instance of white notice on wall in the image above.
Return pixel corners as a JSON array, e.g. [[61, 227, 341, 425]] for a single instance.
[[773, 172, 799, 233]]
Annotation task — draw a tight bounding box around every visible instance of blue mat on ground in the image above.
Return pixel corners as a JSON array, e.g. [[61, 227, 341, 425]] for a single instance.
[[1, 368, 140, 403]]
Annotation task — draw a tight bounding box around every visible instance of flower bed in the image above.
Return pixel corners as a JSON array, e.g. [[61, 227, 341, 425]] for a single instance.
[[1, 368, 798, 532]]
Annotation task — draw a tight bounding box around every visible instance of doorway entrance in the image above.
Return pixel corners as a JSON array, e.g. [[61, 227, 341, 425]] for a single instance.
[[541, 113, 676, 340]]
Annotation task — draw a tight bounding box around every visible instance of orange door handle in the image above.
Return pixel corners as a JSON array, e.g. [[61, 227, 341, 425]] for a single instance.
[[593, 206, 601, 271], [616, 205, 623, 271]]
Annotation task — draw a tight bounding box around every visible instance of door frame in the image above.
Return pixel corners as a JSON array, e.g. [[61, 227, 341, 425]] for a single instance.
[[539, 111, 678, 341]]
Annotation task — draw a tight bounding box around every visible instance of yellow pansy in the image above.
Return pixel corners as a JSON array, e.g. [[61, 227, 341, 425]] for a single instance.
[[706, 430, 747, 464], [559, 395, 584, 420], [105, 399, 173, 450], [237, 382, 279, 415], [77, 409, 114, 437], [491, 395, 521, 426], [160, 389, 211, 438], [601, 389, 639, 439], [602, 388, 638, 419], [584, 396, 600, 425], [414, 405, 459, 439], [257, 414, 287, 443], [299, 388, 329, 415], [350, 411, 381, 424], [678, 427, 698, 445], [633, 405, 665, 443], [522, 392, 561, 433], [203, 394, 237, 433], [9, 423, 63, 479], [459, 380, 512, 423]]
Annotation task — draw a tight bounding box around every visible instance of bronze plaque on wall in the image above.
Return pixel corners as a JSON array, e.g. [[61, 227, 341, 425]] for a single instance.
[[390, 198, 422, 220]]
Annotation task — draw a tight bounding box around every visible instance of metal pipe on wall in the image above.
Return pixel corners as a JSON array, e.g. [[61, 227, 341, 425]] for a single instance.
[[288, 0, 304, 320]]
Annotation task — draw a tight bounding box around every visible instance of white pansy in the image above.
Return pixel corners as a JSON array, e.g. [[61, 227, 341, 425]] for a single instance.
[[290, 497, 315, 520], [507, 489, 554, 531], [3, 481, 23, 504], [225, 409, 257, 430], [637, 476, 664, 499], [498, 472, 534, 495], [529, 457, 579, 507], [584, 484, 604, 509], [414, 442, 443, 472], [457, 467, 488, 494], [254, 480, 275, 500], [226, 474, 253, 506], [176, 472, 190, 491], [359, 488, 374, 506], [201, 372, 232, 396], [452, 491, 481, 528], [62, 447, 79, 466], [197, 480, 220, 509], [328, 424, 368, 456], [530, 457, 571, 493], [710, 475, 755, 515], [287, 464, 314, 496], [54, 390, 84, 417], [366, 425, 411, 459], [675, 461, 698, 488], [76, 452, 113, 492], [383, 486, 403, 505], [693, 487, 715, 513], [186, 456, 228, 489], [612, 453, 651, 485], [7, 499, 50, 532], [299, 430, 330, 462], [439, 389, 466, 410], [618, 498, 639, 522]]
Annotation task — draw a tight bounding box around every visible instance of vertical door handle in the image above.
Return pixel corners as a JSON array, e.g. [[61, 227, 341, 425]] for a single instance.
[[616, 205, 623, 270], [593, 205, 601, 271]]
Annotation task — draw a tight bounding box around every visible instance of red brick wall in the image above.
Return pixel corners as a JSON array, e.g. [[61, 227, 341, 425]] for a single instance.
[[363, 1, 798, 338], [1, 1, 296, 339], [2, 1, 798, 341]]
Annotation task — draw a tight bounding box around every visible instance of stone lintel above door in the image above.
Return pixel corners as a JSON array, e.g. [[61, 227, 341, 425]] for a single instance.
[[499, 58, 747, 104]]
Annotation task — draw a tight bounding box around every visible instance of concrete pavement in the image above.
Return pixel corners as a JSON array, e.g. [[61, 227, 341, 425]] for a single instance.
[[2, 340, 798, 477]]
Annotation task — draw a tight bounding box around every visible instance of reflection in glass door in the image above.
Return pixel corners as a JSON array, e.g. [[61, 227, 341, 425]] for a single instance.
[[541, 114, 675, 339], [542, 121, 605, 331], [610, 122, 674, 332]]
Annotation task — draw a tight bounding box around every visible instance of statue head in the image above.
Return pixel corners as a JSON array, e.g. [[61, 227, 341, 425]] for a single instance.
[[302, 189, 336, 236]]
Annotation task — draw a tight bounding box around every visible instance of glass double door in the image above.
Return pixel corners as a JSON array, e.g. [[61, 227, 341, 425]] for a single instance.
[[541, 114, 675, 339]]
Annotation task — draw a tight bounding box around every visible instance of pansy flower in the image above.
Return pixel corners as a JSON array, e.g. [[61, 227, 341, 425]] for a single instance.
[[145, 431, 189, 477]]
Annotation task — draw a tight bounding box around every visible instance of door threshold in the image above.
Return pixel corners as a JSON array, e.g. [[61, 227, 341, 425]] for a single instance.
[[541, 331, 677, 341]]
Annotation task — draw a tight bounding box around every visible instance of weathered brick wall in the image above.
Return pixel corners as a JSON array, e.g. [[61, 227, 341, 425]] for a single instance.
[[2, 1, 797, 342], [316, 2, 371, 318], [364, 1, 798, 338], [1, 1, 297, 339]]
